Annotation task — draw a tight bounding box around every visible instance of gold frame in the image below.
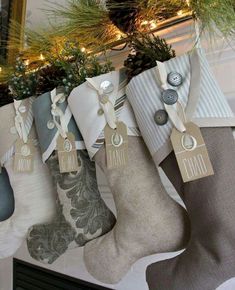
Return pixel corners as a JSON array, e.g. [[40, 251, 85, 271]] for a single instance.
[[7, 0, 27, 63]]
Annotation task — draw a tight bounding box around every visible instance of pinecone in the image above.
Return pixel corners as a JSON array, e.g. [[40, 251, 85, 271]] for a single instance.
[[124, 52, 155, 81], [124, 34, 176, 81], [37, 65, 66, 96], [106, 0, 140, 34]]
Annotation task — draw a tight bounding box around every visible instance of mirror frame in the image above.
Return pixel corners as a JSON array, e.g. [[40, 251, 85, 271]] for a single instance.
[[1, 0, 27, 63]]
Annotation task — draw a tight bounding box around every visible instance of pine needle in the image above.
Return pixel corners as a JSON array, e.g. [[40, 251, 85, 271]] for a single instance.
[[43, 0, 120, 49], [190, 0, 235, 37]]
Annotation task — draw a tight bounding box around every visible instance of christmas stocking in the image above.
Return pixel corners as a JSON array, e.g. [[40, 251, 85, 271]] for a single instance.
[[0, 167, 14, 222], [27, 88, 116, 264], [126, 47, 235, 290], [68, 70, 190, 284], [0, 98, 56, 259]]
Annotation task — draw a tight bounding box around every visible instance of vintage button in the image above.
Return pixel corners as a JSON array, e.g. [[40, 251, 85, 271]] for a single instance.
[[154, 110, 168, 125], [162, 89, 178, 105], [100, 80, 114, 94], [10, 126, 17, 134], [47, 120, 55, 130], [167, 72, 183, 87], [97, 108, 104, 115], [18, 105, 26, 113]]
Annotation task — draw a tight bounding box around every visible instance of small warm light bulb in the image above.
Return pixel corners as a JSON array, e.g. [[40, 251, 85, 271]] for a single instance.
[[116, 33, 122, 40], [81, 47, 86, 52], [141, 20, 149, 26], [24, 59, 29, 66], [177, 10, 184, 16], [40, 53, 45, 61], [186, 0, 190, 6], [150, 20, 157, 29], [0, 67, 2, 73]]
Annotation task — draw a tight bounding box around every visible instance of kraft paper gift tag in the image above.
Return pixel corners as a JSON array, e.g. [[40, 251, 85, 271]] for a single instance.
[[56, 132, 80, 173], [104, 121, 128, 169], [14, 139, 34, 173], [171, 122, 214, 182]]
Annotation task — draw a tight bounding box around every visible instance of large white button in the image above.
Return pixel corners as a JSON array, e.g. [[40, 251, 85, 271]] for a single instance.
[[100, 81, 114, 94], [47, 120, 55, 130], [18, 105, 27, 113]]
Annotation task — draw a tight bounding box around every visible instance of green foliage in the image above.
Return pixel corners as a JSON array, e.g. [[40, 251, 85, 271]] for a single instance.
[[44, 0, 118, 49], [9, 57, 38, 100], [124, 33, 175, 80], [190, 0, 235, 37], [107, 0, 190, 22], [50, 41, 114, 95]]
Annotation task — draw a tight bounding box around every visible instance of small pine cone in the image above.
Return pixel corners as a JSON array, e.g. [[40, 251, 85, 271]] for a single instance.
[[124, 52, 156, 81], [106, 0, 140, 34], [37, 65, 66, 95]]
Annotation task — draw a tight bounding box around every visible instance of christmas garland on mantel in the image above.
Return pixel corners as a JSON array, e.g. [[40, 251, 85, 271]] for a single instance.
[[0, 0, 234, 105]]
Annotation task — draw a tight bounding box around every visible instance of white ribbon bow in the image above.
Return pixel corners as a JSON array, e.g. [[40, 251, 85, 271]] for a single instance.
[[86, 78, 117, 129], [51, 89, 68, 139], [156, 61, 186, 133], [14, 99, 28, 143]]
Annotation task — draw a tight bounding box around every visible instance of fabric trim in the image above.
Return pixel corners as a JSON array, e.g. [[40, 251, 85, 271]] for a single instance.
[[1, 97, 34, 165], [42, 105, 85, 163]]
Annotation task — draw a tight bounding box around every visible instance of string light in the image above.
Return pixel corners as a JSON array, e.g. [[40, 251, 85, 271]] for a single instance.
[[81, 47, 86, 52], [0, 67, 2, 73], [40, 54, 45, 61], [177, 10, 184, 16], [149, 20, 157, 29], [141, 20, 157, 30], [141, 20, 149, 26], [116, 33, 122, 40], [24, 59, 30, 66]]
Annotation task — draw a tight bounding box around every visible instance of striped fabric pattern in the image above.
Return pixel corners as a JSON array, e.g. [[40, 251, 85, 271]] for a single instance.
[[1, 97, 35, 165], [126, 48, 235, 164], [92, 91, 141, 152], [91, 76, 140, 154]]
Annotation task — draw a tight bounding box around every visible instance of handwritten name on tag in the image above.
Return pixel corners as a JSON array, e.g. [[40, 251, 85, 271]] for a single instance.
[[14, 139, 34, 173], [104, 121, 128, 169], [170, 122, 214, 182], [57, 132, 79, 173]]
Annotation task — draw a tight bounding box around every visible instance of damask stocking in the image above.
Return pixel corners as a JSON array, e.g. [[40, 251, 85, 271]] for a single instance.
[[27, 89, 115, 264]]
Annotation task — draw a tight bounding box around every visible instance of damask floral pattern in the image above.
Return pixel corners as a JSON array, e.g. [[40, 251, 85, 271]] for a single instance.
[[27, 150, 116, 264]]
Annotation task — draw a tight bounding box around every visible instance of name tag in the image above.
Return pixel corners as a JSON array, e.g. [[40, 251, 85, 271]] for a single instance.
[[57, 132, 80, 173], [171, 122, 214, 182], [14, 139, 34, 173], [104, 121, 128, 169]]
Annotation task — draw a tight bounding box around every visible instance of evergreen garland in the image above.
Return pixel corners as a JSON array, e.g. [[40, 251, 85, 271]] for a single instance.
[[124, 33, 175, 81], [50, 41, 114, 95], [9, 57, 38, 100]]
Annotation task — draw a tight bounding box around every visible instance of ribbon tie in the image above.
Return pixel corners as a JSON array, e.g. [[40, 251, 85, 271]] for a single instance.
[[51, 89, 68, 139], [156, 61, 186, 133], [14, 99, 28, 143], [86, 78, 117, 129]]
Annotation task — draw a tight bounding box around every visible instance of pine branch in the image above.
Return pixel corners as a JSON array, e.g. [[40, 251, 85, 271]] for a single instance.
[[124, 33, 175, 81]]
